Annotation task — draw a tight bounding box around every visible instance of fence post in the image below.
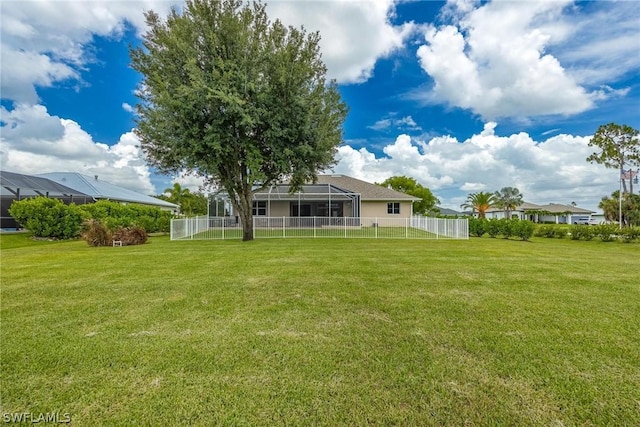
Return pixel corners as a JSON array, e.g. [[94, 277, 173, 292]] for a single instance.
[[314, 216, 316, 238], [405, 217, 408, 238], [283, 216, 285, 238], [375, 217, 378, 239]]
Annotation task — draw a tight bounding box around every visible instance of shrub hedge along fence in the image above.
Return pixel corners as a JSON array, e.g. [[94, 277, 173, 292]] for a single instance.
[[9, 197, 172, 244]]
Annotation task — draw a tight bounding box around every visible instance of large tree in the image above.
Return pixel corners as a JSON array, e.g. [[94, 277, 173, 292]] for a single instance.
[[131, 0, 348, 240], [379, 176, 440, 215], [494, 186, 524, 219], [587, 123, 640, 194], [460, 192, 497, 219]]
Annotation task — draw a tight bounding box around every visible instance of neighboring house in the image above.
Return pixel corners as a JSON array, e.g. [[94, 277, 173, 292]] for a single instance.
[[1, 171, 177, 229], [39, 172, 178, 211], [485, 201, 595, 224], [250, 174, 419, 220]]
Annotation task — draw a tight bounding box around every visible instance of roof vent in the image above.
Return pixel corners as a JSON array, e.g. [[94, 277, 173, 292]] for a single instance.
[[94, 175, 99, 181]]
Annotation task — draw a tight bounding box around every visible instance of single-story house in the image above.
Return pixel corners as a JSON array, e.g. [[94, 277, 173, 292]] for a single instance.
[[1, 171, 177, 229], [248, 174, 419, 220], [485, 201, 596, 224]]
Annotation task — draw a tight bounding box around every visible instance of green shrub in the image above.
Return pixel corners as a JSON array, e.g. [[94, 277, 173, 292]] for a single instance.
[[569, 225, 583, 240], [8, 197, 85, 239], [513, 220, 535, 241], [79, 200, 172, 233], [486, 218, 501, 238], [594, 224, 619, 242], [619, 227, 640, 243], [82, 219, 112, 247], [468, 217, 487, 237], [535, 224, 569, 239], [498, 218, 515, 239]]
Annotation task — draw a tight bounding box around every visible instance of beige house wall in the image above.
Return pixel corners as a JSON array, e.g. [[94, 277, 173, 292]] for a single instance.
[[257, 200, 413, 219], [361, 201, 413, 219], [266, 201, 290, 217]]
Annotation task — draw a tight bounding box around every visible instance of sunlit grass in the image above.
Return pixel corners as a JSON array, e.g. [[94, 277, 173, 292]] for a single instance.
[[1, 234, 639, 425]]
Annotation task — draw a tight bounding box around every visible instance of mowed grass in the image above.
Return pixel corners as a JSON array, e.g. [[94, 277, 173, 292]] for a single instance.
[[1, 234, 639, 426]]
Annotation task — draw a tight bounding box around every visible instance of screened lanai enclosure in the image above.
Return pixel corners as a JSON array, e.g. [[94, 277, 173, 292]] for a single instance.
[[174, 182, 468, 240], [0, 171, 92, 229]]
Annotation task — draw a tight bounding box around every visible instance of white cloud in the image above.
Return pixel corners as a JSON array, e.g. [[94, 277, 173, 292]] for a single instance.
[[122, 102, 135, 114], [266, 0, 418, 84], [332, 123, 617, 212], [0, 0, 181, 104], [368, 115, 422, 132], [413, 0, 638, 120], [1, 104, 155, 195]]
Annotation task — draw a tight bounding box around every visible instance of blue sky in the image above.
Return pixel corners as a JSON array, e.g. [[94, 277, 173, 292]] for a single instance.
[[1, 0, 639, 212]]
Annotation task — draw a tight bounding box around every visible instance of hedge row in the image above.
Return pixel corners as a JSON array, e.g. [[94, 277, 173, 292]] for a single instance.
[[469, 218, 535, 241], [9, 197, 172, 241], [535, 224, 640, 243]]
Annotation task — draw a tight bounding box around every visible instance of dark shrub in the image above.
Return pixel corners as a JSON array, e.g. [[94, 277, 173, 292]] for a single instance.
[[486, 218, 501, 238], [468, 217, 487, 237], [513, 220, 535, 241], [9, 197, 84, 239]]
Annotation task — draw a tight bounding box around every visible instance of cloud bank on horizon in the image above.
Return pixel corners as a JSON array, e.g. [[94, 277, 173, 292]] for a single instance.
[[1, 0, 638, 211]]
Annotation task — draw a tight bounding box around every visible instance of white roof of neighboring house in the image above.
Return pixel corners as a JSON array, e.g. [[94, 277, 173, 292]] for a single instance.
[[537, 203, 595, 214], [38, 172, 178, 209], [487, 201, 594, 214]]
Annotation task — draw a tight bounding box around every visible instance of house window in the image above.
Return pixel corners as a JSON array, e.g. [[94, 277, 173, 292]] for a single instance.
[[387, 202, 400, 215], [252, 201, 267, 216]]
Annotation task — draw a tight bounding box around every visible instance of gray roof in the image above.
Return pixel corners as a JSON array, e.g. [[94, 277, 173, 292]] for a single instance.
[[537, 203, 595, 214], [253, 175, 419, 202], [316, 175, 419, 201], [1, 171, 89, 198], [38, 172, 178, 209]]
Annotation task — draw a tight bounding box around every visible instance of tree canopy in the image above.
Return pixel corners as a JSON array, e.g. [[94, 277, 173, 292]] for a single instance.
[[379, 176, 440, 215], [157, 183, 207, 216], [460, 192, 497, 219], [587, 123, 640, 194], [599, 190, 640, 227], [493, 187, 524, 219], [131, 0, 348, 240]]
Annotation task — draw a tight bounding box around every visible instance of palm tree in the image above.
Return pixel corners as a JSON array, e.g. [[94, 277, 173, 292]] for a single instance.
[[460, 192, 497, 218], [494, 187, 524, 219], [164, 183, 192, 215]]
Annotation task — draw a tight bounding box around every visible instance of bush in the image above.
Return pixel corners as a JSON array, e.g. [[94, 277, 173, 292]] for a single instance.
[[468, 217, 486, 237], [594, 224, 619, 242], [79, 200, 172, 233], [619, 227, 640, 243], [513, 220, 535, 241], [112, 226, 148, 246], [82, 219, 112, 247], [498, 218, 516, 239], [486, 218, 501, 238], [8, 197, 85, 239]]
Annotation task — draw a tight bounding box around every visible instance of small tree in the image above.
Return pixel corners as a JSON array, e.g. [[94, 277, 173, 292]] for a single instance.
[[587, 123, 640, 194], [131, 0, 348, 241], [494, 187, 524, 219], [460, 192, 497, 219], [379, 176, 440, 215]]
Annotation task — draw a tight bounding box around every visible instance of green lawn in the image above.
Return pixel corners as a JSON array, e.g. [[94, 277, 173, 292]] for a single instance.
[[1, 234, 639, 426]]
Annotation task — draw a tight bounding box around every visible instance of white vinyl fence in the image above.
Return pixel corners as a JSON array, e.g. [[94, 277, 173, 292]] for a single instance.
[[171, 216, 468, 240]]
